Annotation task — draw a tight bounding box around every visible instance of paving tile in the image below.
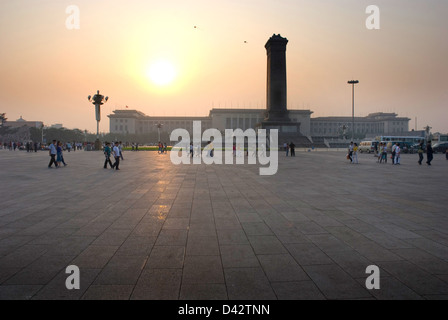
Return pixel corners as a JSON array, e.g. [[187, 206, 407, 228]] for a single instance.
[[241, 222, 273, 236], [355, 276, 423, 300], [179, 283, 228, 300], [220, 245, 259, 268], [248, 235, 288, 255], [378, 261, 448, 295], [32, 268, 101, 300], [155, 229, 188, 246], [182, 255, 224, 284], [0, 285, 42, 300], [131, 269, 182, 300], [93, 255, 147, 285], [146, 246, 185, 269], [71, 245, 119, 269], [81, 285, 134, 300], [258, 254, 309, 282], [1, 151, 448, 300], [4, 255, 75, 285], [217, 229, 249, 245], [224, 267, 276, 300], [186, 235, 219, 256], [271, 281, 325, 300], [303, 264, 373, 300], [390, 248, 448, 275], [285, 243, 333, 266]]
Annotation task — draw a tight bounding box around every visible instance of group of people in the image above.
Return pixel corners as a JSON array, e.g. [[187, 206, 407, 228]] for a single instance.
[[158, 142, 167, 154], [48, 140, 68, 168], [348, 141, 436, 165], [284, 142, 296, 157], [417, 141, 434, 166], [347, 142, 359, 164], [103, 141, 123, 170]]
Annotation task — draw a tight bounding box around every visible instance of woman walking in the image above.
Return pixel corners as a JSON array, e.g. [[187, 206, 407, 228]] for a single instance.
[[417, 141, 424, 165], [56, 141, 67, 167]]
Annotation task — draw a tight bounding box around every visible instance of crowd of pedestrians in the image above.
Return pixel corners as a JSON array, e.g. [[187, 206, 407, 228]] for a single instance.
[[347, 140, 438, 166]]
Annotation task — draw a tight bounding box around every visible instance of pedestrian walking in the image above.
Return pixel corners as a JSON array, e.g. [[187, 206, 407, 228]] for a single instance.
[[417, 141, 424, 165], [380, 143, 387, 164], [348, 142, 354, 163], [112, 142, 121, 170], [391, 143, 397, 165], [353, 143, 359, 164], [57, 141, 67, 166], [289, 142, 295, 157], [426, 141, 433, 166], [119, 141, 124, 160], [394, 143, 401, 165], [48, 140, 58, 168], [103, 142, 113, 169]]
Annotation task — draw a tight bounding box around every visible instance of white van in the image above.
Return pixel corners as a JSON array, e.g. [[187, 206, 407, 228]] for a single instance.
[[358, 141, 376, 153]]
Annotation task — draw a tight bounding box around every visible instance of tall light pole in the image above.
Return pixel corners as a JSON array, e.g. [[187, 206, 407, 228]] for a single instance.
[[347, 80, 359, 141], [155, 123, 164, 142], [88, 90, 108, 150]]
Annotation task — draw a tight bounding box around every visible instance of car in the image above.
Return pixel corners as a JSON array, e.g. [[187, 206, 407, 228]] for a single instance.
[[432, 142, 448, 154]]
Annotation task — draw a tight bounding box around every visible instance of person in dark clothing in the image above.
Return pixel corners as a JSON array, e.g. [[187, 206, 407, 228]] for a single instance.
[[426, 141, 434, 166], [103, 142, 113, 169], [289, 142, 295, 157]]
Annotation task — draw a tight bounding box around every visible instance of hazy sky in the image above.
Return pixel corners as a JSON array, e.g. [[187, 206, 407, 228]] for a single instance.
[[1, 0, 447, 133]]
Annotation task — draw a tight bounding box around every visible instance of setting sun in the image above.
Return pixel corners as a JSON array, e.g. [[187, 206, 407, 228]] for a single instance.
[[147, 60, 177, 86]]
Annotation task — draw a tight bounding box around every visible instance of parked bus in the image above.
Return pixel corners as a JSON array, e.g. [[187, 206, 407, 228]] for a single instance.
[[375, 136, 425, 153]]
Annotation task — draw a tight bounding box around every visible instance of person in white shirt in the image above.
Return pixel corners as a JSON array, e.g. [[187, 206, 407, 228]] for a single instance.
[[48, 140, 58, 168], [348, 142, 354, 163], [119, 141, 124, 160], [394, 143, 401, 165], [112, 142, 121, 170]]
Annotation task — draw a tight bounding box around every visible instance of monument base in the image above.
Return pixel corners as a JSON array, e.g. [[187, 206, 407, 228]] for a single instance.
[[261, 121, 300, 133], [94, 139, 101, 151], [260, 121, 312, 148]]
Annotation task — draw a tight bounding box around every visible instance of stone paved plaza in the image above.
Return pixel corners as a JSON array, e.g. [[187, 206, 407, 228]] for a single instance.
[[0, 149, 447, 300]]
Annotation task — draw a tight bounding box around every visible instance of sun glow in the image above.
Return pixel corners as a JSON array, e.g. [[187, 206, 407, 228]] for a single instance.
[[147, 60, 177, 86]]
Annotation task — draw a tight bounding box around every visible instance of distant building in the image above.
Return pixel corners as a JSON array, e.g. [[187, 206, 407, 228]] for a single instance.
[[310, 113, 411, 138], [108, 108, 313, 136], [49, 123, 63, 129], [108, 109, 412, 141], [4, 116, 43, 129], [108, 110, 211, 135]]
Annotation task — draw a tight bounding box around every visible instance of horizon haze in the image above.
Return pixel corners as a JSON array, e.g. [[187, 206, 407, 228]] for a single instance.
[[1, 0, 447, 134]]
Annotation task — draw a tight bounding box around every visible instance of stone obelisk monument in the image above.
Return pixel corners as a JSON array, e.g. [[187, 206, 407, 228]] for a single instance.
[[262, 34, 300, 133]]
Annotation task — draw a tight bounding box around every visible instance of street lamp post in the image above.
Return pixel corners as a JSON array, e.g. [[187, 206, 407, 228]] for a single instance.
[[88, 90, 108, 150], [155, 123, 164, 142], [347, 80, 359, 141]]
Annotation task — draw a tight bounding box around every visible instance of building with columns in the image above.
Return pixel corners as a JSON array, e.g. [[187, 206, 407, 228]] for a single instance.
[[108, 108, 313, 137], [310, 112, 410, 138], [108, 108, 410, 141]]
